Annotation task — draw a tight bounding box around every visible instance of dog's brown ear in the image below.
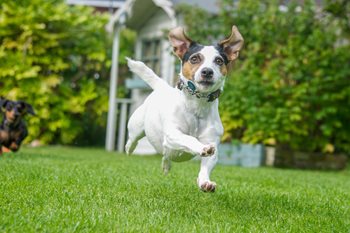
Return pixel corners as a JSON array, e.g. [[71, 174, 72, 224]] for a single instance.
[[218, 25, 244, 61], [168, 27, 193, 59]]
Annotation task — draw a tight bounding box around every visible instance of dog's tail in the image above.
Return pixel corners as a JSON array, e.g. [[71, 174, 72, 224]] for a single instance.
[[126, 57, 168, 90]]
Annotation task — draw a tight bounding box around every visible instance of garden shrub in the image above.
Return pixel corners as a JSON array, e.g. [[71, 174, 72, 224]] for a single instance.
[[0, 0, 135, 145], [178, 0, 350, 154]]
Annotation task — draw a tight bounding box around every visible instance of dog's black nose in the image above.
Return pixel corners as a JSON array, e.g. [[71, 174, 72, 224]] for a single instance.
[[201, 68, 214, 79]]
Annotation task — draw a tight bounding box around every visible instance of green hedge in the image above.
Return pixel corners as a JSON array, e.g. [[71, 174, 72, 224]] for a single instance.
[[0, 0, 134, 145], [178, 0, 350, 154]]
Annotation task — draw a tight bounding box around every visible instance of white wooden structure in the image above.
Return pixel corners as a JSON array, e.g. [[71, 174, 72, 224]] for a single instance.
[[105, 0, 219, 153], [67, 0, 124, 9]]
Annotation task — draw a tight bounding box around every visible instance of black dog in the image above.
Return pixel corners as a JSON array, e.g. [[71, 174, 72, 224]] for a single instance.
[[0, 98, 35, 154]]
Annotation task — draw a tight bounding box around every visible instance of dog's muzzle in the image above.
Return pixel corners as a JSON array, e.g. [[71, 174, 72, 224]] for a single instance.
[[201, 68, 214, 79]]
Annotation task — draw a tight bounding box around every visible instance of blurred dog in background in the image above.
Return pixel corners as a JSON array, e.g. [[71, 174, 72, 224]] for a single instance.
[[0, 97, 35, 155]]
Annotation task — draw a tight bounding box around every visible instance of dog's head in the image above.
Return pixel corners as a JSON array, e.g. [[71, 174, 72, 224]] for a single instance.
[[0, 98, 35, 124], [169, 26, 244, 93]]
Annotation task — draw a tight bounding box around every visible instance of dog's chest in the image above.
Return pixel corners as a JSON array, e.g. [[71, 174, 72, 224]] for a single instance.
[[0, 128, 21, 144], [177, 103, 212, 138], [183, 114, 205, 137]]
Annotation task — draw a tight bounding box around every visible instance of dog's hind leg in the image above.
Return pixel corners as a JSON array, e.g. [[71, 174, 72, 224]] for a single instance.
[[125, 132, 145, 155], [162, 156, 171, 175], [125, 104, 146, 155]]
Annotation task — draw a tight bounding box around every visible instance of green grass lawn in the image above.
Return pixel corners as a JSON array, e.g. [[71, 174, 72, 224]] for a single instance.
[[0, 147, 349, 232]]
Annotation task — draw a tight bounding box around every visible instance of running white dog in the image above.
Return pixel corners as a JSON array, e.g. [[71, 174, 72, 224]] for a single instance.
[[126, 26, 244, 192]]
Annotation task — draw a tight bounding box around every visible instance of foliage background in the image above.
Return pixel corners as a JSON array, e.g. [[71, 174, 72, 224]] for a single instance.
[[178, 0, 350, 154], [0, 0, 135, 145], [1, 0, 349, 154]]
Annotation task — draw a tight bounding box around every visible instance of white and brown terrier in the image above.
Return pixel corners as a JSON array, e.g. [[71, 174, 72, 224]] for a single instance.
[[126, 26, 244, 192]]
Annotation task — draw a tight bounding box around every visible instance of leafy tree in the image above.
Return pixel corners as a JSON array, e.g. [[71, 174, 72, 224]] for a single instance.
[[178, 0, 350, 154], [0, 0, 135, 145]]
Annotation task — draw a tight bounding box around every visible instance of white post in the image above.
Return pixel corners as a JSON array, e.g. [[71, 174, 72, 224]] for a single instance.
[[105, 25, 121, 151], [117, 99, 129, 152]]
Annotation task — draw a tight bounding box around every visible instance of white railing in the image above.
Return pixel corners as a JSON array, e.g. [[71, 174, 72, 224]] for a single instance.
[[106, 98, 133, 152]]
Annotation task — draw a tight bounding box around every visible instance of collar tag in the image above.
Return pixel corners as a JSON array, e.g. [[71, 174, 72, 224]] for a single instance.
[[187, 80, 196, 93], [177, 79, 221, 102]]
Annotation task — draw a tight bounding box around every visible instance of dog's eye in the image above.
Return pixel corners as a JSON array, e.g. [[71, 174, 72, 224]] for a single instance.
[[215, 57, 224, 66], [190, 55, 201, 64]]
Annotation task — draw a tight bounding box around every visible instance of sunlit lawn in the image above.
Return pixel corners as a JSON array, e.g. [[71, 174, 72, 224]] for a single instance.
[[0, 146, 349, 232]]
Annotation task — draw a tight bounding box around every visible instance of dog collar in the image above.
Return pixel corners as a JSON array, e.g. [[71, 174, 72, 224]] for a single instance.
[[176, 79, 221, 102]]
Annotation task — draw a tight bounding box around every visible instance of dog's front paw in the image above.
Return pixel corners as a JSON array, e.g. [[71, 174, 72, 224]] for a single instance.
[[9, 142, 19, 152], [200, 145, 215, 157], [199, 181, 217, 192]]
